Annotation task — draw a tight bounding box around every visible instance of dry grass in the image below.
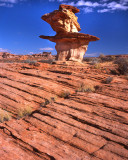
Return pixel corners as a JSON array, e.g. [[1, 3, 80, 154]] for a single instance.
[[17, 105, 32, 118], [100, 61, 113, 67], [41, 96, 57, 107], [59, 90, 70, 99], [94, 63, 101, 69], [76, 82, 95, 92], [0, 109, 11, 123]]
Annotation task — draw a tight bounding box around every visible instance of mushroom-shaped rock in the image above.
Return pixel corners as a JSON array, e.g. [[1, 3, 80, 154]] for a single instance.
[[40, 4, 100, 62]]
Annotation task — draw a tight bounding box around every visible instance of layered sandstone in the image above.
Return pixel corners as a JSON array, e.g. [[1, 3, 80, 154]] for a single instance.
[[0, 62, 128, 160], [40, 4, 99, 62]]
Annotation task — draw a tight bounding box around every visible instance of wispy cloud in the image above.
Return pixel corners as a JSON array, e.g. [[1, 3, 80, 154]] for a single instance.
[[83, 7, 93, 13], [98, 8, 110, 13], [85, 52, 99, 57], [0, 0, 17, 3], [0, 0, 25, 7], [107, 1, 128, 10], [39, 47, 54, 51], [29, 52, 34, 55], [0, 48, 9, 52], [50, 0, 128, 13], [76, 0, 101, 7]]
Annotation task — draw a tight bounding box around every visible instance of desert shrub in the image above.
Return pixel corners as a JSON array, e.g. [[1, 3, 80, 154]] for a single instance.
[[90, 58, 100, 65], [114, 58, 128, 75], [109, 55, 116, 61], [94, 63, 101, 69], [41, 96, 57, 107], [83, 57, 94, 62], [99, 53, 105, 58], [0, 109, 11, 123], [76, 82, 95, 92], [99, 54, 115, 62], [110, 69, 118, 75], [99, 53, 106, 62], [22, 59, 34, 63], [17, 105, 32, 118], [22, 59, 37, 64], [104, 77, 113, 84], [99, 54, 116, 62], [39, 59, 54, 64], [59, 90, 70, 99]]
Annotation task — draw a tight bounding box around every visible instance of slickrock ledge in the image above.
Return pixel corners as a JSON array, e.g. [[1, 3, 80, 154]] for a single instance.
[[0, 62, 128, 160], [40, 4, 99, 62]]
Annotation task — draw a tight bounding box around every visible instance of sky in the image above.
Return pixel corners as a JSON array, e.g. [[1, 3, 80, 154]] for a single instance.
[[0, 0, 128, 57]]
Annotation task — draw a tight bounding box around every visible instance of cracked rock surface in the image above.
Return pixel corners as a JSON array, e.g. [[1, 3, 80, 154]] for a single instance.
[[0, 62, 128, 160]]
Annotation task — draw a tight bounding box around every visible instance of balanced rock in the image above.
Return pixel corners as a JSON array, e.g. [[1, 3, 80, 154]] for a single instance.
[[40, 4, 100, 62]]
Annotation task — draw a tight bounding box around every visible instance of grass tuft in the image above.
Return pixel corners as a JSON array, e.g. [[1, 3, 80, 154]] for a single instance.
[[17, 105, 32, 118], [94, 63, 101, 69], [59, 90, 70, 99], [0, 109, 11, 123], [41, 96, 58, 107], [76, 82, 95, 93]]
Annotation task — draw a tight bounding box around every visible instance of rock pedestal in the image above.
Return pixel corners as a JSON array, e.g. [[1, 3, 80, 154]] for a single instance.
[[40, 4, 99, 62]]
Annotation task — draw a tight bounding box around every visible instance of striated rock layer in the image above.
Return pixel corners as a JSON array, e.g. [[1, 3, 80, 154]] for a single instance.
[[40, 4, 99, 62], [0, 62, 128, 160]]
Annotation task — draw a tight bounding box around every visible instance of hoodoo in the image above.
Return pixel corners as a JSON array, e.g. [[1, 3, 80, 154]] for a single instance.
[[40, 4, 100, 62]]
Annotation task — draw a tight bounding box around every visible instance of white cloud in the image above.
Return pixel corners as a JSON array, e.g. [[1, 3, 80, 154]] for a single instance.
[[67, 1, 75, 6], [85, 52, 98, 57], [107, 1, 128, 10], [0, 48, 9, 52], [76, 0, 100, 7], [0, 0, 17, 3], [39, 47, 54, 51], [0, 0, 25, 7], [98, 8, 110, 13], [83, 7, 93, 13], [67, 0, 128, 13]]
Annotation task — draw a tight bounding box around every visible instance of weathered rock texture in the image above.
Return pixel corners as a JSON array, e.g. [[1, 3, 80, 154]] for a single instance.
[[40, 4, 99, 62], [0, 61, 128, 159]]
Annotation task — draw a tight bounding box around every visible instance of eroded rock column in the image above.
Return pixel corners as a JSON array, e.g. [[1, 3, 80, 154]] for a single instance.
[[39, 4, 99, 62]]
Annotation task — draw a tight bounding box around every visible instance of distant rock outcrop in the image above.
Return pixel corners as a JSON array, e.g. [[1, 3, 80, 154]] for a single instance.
[[0, 52, 15, 59], [40, 4, 99, 62]]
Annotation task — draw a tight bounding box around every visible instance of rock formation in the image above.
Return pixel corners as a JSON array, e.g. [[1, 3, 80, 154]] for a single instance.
[[40, 4, 100, 62], [0, 52, 15, 59]]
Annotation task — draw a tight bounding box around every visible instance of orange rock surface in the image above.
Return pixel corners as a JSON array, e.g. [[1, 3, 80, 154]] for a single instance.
[[0, 61, 128, 160]]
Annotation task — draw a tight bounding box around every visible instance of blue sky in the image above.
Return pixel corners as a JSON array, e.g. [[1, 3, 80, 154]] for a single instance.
[[0, 0, 128, 57]]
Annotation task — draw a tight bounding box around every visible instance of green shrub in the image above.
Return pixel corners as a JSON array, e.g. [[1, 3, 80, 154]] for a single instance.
[[0, 109, 11, 123]]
